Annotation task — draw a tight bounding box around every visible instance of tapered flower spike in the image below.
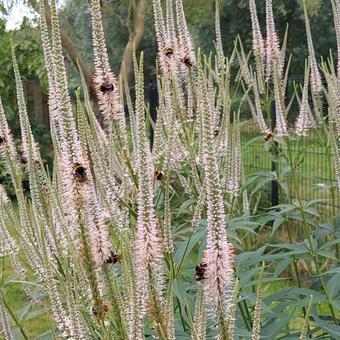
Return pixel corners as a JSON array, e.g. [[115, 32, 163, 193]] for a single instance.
[[191, 287, 206, 340], [273, 63, 288, 136], [265, 0, 281, 79], [329, 124, 340, 191], [90, 0, 128, 148], [0, 98, 19, 170], [133, 52, 164, 313], [197, 54, 235, 330], [237, 37, 253, 87], [252, 262, 265, 340], [0, 299, 14, 340], [331, 0, 340, 77], [153, 0, 167, 51], [295, 64, 315, 136], [324, 71, 340, 135], [227, 278, 239, 338], [166, 0, 176, 45], [225, 117, 241, 197], [253, 75, 271, 136], [152, 0, 176, 74], [175, 0, 195, 66], [12, 47, 41, 165], [299, 295, 313, 340], [49, 0, 83, 162], [303, 1, 322, 94], [249, 0, 265, 85], [215, 0, 224, 68], [38, 0, 58, 127], [0, 190, 18, 256]]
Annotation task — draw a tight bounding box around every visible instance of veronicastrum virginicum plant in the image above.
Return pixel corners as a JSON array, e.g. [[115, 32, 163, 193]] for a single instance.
[[1, 0, 340, 339]]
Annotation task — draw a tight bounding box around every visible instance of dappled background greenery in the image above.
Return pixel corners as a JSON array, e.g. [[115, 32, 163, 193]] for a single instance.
[[0, 0, 336, 192], [0, 0, 335, 111]]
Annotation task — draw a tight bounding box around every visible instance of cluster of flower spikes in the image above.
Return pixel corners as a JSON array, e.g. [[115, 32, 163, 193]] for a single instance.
[[153, 0, 195, 76], [322, 0, 340, 192], [246, 0, 321, 139], [0, 0, 243, 339], [0, 0, 132, 338]]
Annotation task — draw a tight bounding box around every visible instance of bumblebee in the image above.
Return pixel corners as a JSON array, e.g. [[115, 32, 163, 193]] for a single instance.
[[92, 301, 109, 319], [74, 163, 88, 183], [22, 180, 30, 192], [155, 170, 165, 181], [183, 57, 193, 68], [195, 262, 208, 282], [164, 47, 174, 59], [100, 82, 115, 94], [264, 132, 273, 142], [105, 251, 120, 265], [0, 136, 4, 145], [20, 155, 28, 165], [214, 130, 219, 137]]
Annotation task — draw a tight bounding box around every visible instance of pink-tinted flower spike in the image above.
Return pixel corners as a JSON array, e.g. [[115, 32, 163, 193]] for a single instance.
[[166, 0, 176, 45], [295, 65, 315, 136], [215, 0, 224, 66], [332, 0, 340, 77], [196, 55, 235, 323], [175, 0, 195, 62], [133, 53, 164, 313], [249, 0, 265, 63], [303, 1, 322, 93], [273, 64, 288, 137], [265, 0, 281, 79], [153, 0, 167, 50], [90, 0, 125, 128], [0, 98, 18, 167]]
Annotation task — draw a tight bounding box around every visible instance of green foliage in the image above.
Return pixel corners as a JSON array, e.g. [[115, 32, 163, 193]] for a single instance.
[[1, 0, 340, 339]]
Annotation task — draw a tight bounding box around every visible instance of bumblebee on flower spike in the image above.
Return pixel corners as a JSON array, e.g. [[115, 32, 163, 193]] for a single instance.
[[195, 262, 208, 283], [73, 163, 88, 183], [100, 82, 115, 94]]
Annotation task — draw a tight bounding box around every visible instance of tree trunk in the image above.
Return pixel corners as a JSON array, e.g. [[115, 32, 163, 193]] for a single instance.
[[120, 0, 146, 84]]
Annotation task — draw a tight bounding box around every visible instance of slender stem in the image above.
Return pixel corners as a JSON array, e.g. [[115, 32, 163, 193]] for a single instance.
[[238, 300, 251, 331]]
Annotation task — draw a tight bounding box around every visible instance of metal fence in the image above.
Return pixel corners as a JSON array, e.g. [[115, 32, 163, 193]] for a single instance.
[[240, 120, 340, 214]]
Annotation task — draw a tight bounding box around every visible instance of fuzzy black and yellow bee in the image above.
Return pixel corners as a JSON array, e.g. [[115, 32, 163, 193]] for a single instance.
[[22, 180, 30, 192], [105, 251, 120, 265], [20, 155, 28, 165], [214, 130, 219, 137], [73, 163, 88, 183], [264, 132, 273, 142], [155, 170, 165, 181], [164, 47, 174, 59], [183, 57, 193, 68], [100, 82, 115, 94], [92, 301, 109, 319], [0, 136, 4, 145], [195, 262, 208, 282]]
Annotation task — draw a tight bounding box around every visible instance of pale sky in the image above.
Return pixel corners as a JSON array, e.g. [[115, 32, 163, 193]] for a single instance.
[[5, 3, 36, 31]]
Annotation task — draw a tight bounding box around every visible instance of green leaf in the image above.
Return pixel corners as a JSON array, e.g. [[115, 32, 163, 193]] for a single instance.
[[261, 309, 295, 338], [174, 227, 205, 266], [328, 273, 340, 299], [272, 217, 285, 234]]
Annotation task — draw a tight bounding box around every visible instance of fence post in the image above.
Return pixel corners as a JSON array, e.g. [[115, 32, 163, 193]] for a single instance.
[[148, 82, 158, 147], [270, 82, 279, 206]]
